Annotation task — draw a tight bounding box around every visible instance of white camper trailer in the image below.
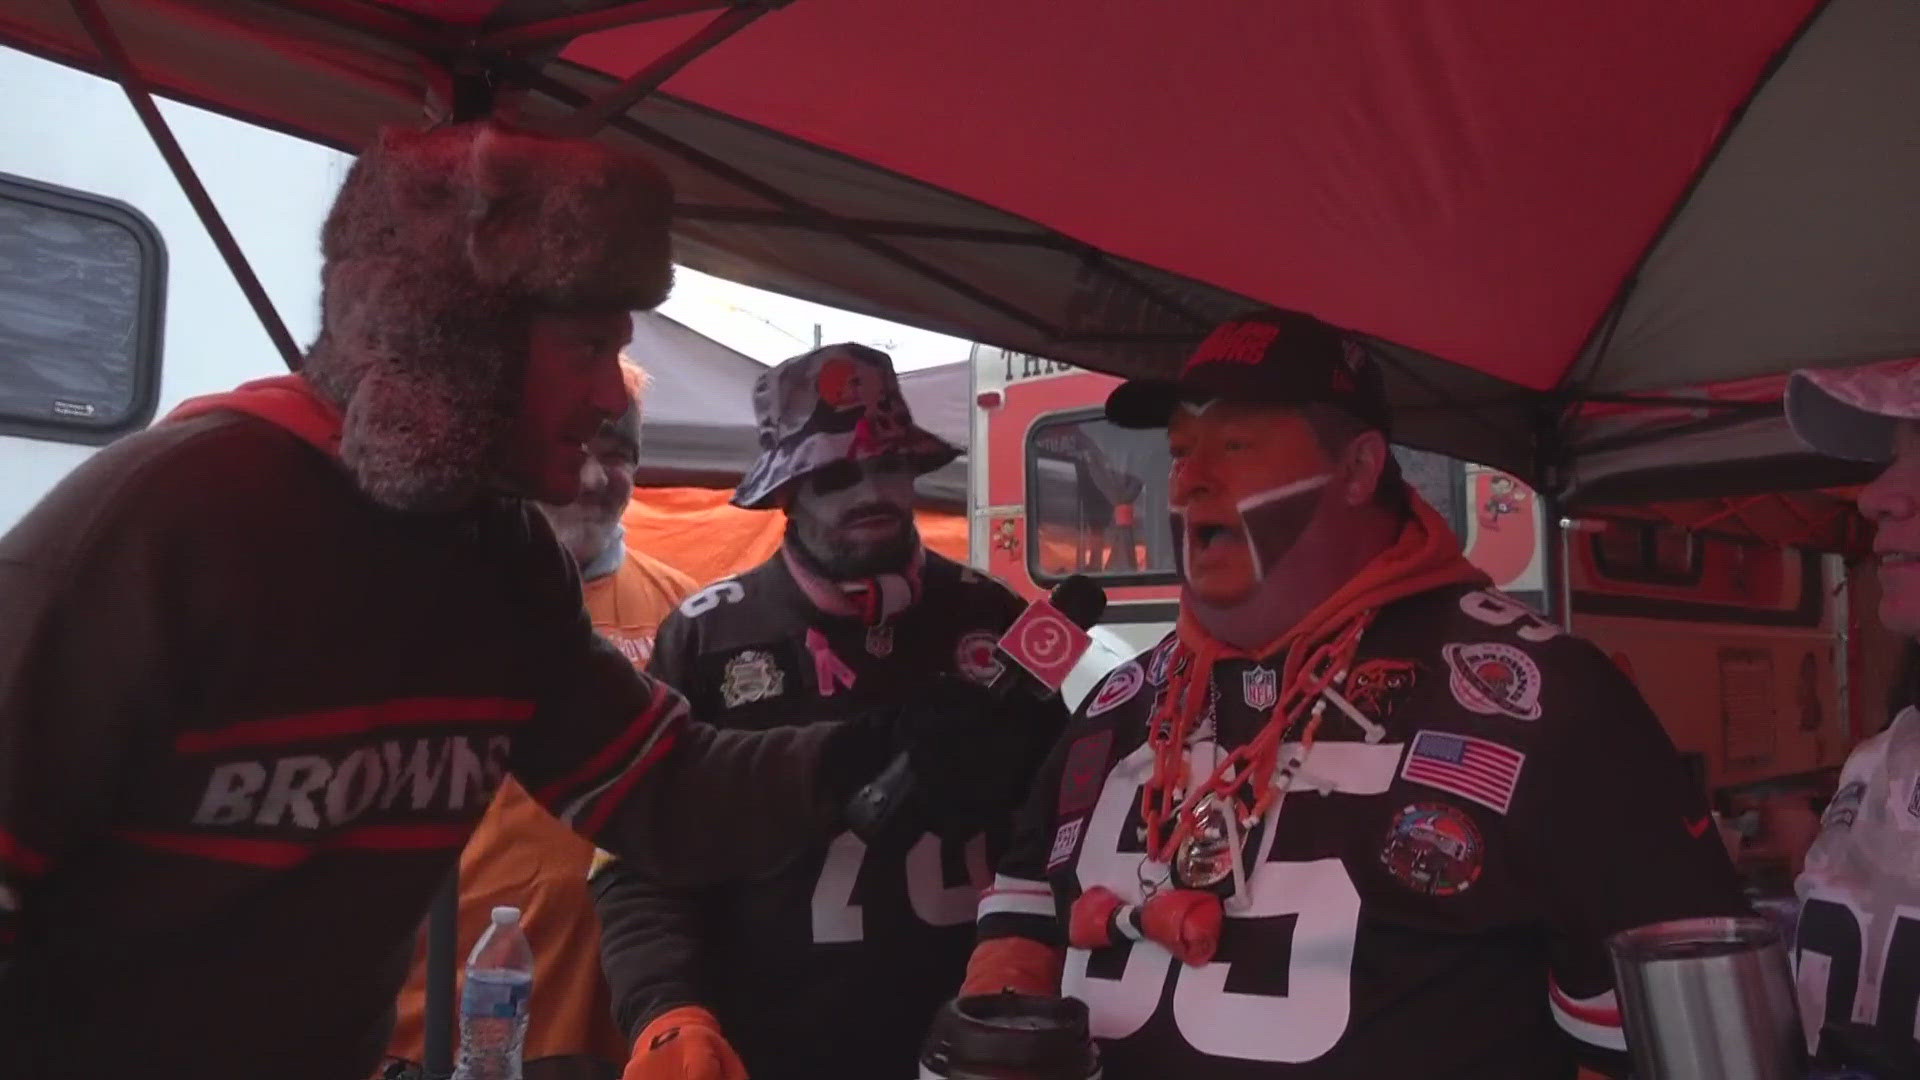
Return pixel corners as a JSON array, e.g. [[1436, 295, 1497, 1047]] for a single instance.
[[0, 46, 346, 533]]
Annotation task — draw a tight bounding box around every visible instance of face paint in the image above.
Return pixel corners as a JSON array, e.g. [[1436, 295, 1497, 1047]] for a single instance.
[[789, 458, 919, 578], [1236, 474, 1332, 578], [1167, 404, 1331, 605]]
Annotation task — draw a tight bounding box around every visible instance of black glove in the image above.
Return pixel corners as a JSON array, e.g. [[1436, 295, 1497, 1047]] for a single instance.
[[895, 675, 1037, 839]]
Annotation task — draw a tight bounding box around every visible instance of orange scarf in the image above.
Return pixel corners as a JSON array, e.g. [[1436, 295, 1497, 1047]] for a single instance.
[[1151, 493, 1486, 853]]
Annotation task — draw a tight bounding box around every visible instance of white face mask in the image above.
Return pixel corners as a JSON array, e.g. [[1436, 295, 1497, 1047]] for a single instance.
[[788, 458, 920, 579]]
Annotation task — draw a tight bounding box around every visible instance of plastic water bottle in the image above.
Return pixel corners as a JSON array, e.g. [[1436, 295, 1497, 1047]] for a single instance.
[[452, 905, 533, 1080]]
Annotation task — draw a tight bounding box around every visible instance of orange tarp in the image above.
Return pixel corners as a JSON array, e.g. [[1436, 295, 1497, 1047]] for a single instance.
[[624, 486, 970, 587]]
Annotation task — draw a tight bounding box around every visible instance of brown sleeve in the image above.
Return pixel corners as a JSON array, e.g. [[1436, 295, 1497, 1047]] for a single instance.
[[0, 449, 194, 977], [514, 588, 883, 884], [591, 853, 715, 1039], [584, 614, 724, 1040], [1511, 639, 1750, 1076], [592, 718, 867, 886]]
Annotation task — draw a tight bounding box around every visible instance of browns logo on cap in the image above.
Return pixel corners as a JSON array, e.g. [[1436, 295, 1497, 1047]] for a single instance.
[[1105, 308, 1390, 433]]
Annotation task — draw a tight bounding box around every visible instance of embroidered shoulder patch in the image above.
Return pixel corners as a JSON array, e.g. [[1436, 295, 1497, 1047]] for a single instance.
[[955, 630, 1003, 684], [1381, 802, 1484, 897], [1443, 642, 1543, 721], [1086, 662, 1144, 717], [721, 649, 786, 708], [1146, 638, 1179, 686], [1347, 658, 1419, 718], [1058, 730, 1114, 816]]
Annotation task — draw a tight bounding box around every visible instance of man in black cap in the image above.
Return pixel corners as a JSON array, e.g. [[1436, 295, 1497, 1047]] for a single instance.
[[592, 344, 1067, 1080], [960, 310, 1747, 1078]]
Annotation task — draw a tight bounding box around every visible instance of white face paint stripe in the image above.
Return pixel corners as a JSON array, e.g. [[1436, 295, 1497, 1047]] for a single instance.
[[1234, 474, 1331, 513]]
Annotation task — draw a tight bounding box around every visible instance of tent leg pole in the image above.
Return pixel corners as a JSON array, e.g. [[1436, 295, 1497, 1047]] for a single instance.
[[424, 870, 460, 1079], [1542, 494, 1572, 628], [67, 0, 306, 372]]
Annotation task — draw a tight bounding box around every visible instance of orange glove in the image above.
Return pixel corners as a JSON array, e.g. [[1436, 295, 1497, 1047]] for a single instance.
[[624, 1006, 747, 1080], [961, 936, 1066, 998]]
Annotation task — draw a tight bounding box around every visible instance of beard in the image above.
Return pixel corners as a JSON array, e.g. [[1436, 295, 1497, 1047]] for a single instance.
[[787, 503, 919, 579], [539, 498, 624, 569]]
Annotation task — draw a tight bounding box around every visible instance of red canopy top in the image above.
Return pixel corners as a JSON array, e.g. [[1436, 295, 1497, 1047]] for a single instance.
[[3, 0, 1915, 498], [569, 1, 1811, 391]]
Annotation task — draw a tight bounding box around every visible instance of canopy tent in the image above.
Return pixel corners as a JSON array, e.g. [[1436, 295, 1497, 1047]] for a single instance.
[[632, 309, 971, 504], [5, 0, 1916, 506]]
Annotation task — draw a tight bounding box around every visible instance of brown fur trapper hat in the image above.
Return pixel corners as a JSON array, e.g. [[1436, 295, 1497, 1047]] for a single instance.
[[303, 121, 674, 511]]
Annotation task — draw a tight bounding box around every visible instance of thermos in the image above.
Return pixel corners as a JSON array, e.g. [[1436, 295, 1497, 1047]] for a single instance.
[[1608, 915, 1804, 1080], [918, 993, 1101, 1080]]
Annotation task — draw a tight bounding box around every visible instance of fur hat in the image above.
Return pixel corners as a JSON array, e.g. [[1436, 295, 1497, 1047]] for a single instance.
[[303, 122, 674, 511]]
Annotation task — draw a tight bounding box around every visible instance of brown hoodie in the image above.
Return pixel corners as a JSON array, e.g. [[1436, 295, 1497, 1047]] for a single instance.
[[0, 377, 847, 1080]]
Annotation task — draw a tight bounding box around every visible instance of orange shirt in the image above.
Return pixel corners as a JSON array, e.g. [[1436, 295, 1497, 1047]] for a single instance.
[[385, 544, 697, 1071]]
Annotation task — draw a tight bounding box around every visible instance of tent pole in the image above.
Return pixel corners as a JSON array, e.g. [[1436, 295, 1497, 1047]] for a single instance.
[[68, 0, 305, 373], [559, 3, 780, 137], [423, 871, 460, 1079], [1534, 405, 1573, 625], [525, 69, 1063, 337], [481, 0, 736, 53], [1543, 495, 1571, 626]]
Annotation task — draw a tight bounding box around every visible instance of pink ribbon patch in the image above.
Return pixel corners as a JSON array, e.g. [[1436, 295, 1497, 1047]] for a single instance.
[[806, 627, 858, 696]]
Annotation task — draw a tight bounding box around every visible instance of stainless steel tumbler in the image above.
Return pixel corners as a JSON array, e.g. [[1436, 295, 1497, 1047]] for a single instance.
[[1608, 915, 1804, 1080]]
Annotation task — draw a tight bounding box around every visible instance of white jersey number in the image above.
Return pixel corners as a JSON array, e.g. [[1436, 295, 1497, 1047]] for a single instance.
[[1062, 749, 1360, 1063], [1459, 589, 1561, 642], [678, 579, 746, 618], [1796, 892, 1920, 1053], [810, 831, 991, 943]]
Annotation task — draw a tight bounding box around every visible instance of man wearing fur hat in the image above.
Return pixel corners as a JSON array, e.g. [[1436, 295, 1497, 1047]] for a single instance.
[[590, 344, 1067, 1080], [383, 359, 698, 1080], [0, 125, 906, 1080], [960, 311, 1747, 1078]]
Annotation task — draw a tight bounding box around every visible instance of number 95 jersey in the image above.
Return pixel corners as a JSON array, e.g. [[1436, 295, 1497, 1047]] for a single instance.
[[978, 584, 1747, 1079]]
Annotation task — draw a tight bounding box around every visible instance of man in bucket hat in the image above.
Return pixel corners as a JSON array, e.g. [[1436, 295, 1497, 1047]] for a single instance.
[[959, 310, 1745, 1078], [590, 344, 1066, 1080], [0, 124, 898, 1080], [1784, 358, 1920, 1077]]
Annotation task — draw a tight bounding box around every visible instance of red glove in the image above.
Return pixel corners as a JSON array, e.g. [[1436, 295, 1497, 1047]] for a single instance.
[[624, 1006, 747, 1080]]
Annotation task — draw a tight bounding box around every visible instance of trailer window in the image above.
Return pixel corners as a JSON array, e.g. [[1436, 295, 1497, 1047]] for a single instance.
[[1591, 521, 1704, 585], [0, 173, 165, 444], [1023, 409, 1471, 586]]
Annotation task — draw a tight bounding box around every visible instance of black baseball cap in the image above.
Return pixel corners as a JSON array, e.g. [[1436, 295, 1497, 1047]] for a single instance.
[[1104, 309, 1390, 433]]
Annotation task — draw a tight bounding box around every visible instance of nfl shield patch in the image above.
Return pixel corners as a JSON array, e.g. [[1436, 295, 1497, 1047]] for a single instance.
[[1243, 665, 1278, 711]]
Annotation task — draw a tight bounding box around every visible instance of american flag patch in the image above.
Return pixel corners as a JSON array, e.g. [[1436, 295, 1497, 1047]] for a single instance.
[[1400, 730, 1526, 815]]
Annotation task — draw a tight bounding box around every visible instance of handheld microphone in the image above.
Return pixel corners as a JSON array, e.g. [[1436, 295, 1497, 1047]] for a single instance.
[[845, 575, 1108, 843]]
